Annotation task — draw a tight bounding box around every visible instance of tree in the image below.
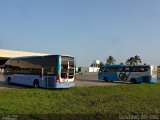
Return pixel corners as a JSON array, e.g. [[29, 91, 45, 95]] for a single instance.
[[126, 55, 142, 65], [99, 62, 104, 68], [120, 62, 124, 65], [126, 57, 136, 65], [134, 55, 142, 65], [106, 56, 116, 65], [90, 63, 94, 67], [90, 62, 104, 68]]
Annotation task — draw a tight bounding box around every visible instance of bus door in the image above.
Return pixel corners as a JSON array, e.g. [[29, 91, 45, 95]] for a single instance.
[[43, 56, 56, 88]]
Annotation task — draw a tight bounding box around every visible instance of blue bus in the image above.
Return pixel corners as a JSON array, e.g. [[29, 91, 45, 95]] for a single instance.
[[98, 64, 157, 83], [2, 55, 76, 88]]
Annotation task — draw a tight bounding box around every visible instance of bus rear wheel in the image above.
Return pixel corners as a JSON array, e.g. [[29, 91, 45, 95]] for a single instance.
[[33, 80, 39, 88], [104, 77, 108, 82]]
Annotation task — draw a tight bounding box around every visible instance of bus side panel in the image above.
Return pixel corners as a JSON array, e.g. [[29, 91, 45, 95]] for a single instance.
[[98, 73, 105, 80], [5, 74, 41, 86], [150, 77, 157, 83], [107, 72, 119, 81], [57, 56, 61, 76], [134, 76, 157, 83], [128, 74, 157, 83], [126, 72, 143, 83], [134, 76, 143, 83], [41, 76, 56, 88], [98, 72, 119, 81]]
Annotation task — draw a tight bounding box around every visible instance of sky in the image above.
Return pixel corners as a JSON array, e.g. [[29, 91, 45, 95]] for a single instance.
[[0, 0, 160, 67]]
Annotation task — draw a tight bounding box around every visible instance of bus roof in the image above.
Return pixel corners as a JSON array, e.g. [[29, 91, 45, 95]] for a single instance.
[[104, 64, 154, 67], [7, 54, 74, 60]]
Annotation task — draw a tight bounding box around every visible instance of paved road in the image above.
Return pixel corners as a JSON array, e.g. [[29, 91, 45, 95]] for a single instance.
[[76, 74, 160, 86], [0, 75, 159, 89], [76, 74, 126, 86]]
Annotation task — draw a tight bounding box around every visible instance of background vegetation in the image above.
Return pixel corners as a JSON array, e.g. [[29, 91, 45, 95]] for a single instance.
[[105, 55, 142, 65]]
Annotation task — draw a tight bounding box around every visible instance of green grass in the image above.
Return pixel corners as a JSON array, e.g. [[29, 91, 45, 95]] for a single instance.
[[0, 84, 160, 119]]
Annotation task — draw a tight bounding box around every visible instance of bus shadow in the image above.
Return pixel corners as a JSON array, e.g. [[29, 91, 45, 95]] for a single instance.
[[0, 81, 31, 89]]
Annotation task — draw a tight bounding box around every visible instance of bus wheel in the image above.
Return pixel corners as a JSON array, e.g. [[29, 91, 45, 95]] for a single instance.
[[104, 77, 108, 82], [33, 80, 39, 88], [131, 78, 136, 84], [7, 77, 11, 84]]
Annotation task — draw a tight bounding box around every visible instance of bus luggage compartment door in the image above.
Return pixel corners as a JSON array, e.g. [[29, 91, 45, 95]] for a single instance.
[[45, 77, 54, 88]]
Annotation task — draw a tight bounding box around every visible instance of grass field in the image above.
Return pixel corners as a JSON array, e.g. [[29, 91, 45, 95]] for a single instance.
[[0, 84, 160, 119]]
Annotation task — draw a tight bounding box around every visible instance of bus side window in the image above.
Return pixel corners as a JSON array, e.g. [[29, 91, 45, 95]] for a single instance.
[[135, 67, 140, 72], [104, 67, 122, 72], [122, 67, 125, 72], [129, 67, 133, 72], [104, 67, 111, 72], [129, 67, 138, 72], [139, 67, 145, 72], [106, 67, 113, 72], [144, 66, 149, 71], [138, 66, 149, 72], [51, 66, 55, 73], [125, 67, 130, 72], [118, 67, 122, 72], [122, 67, 129, 72]]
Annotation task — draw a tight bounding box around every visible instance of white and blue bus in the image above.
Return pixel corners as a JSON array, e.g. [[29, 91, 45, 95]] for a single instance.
[[98, 64, 157, 83], [2, 55, 76, 88]]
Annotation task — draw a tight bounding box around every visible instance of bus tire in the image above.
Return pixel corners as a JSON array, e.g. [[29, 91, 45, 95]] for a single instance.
[[33, 80, 39, 88], [104, 77, 108, 82], [7, 77, 11, 84], [131, 78, 136, 84]]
